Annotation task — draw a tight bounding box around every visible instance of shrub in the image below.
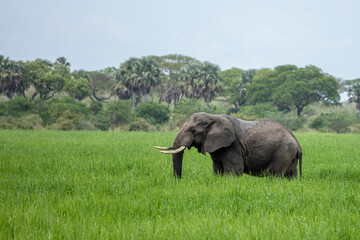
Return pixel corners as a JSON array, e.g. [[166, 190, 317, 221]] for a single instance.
[[236, 103, 278, 119], [266, 112, 306, 131], [17, 114, 43, 129], [89, 101, 103, 115], [129, 118, 152, 131], [0, 114, 43, 130], [47, 110, 86, 131], [310, 112, 355, 133], [0, 101, 6, 116], [173, 99, 219, 118], [135, 102, 170, 125], [91, 114, 110, 131], [0, 117, 16, 129], [35, 97, 88, 126], [0, 97, 34, 117], [106, 100, 134, 128]]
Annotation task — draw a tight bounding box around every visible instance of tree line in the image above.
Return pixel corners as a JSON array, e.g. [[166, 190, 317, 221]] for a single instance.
[[1, 54, 359, 118]]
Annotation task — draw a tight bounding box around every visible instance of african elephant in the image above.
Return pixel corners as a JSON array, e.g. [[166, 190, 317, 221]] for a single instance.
[[155, 112, 302, 179]]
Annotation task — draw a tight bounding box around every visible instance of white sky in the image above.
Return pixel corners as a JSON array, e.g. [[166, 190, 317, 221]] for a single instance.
[[1, 0, 359, 80]]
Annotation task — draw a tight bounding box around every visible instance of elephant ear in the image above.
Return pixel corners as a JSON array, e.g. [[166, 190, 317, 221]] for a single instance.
[[202, 116, 236, 154]]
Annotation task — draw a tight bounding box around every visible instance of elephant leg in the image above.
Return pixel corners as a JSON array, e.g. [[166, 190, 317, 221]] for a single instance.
[[284, 158, 298, 179], [265, 152, 295, 177], [211, 145, 244, 176], [223, 161, 244, 176], [221, 152, 244, 176], [212, 161, 223, 175]]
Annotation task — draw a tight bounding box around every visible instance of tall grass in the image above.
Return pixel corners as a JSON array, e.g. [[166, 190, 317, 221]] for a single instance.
[[0, 131, 359, 239]]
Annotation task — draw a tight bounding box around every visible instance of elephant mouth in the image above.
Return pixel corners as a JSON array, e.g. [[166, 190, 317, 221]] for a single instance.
[[154, 146, 186, 154]]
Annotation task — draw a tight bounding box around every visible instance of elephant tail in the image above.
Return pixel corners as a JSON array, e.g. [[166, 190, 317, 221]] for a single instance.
[[298, 151, 302, 179]]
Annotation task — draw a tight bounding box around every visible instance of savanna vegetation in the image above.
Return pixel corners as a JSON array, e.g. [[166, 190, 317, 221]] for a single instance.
[[0, 131, 359, 239], [1, 54, 360, 132], [1, 54, 359, 239]]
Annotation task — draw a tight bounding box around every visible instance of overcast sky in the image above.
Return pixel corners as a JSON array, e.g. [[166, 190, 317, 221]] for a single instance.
[[1, 0, 359, 80]]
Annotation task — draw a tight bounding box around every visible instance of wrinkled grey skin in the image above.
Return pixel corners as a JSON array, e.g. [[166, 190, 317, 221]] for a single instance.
[[171, 112, 302, 179]]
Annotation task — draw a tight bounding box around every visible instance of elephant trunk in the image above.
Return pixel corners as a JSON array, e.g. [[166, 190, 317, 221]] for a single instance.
[[155, 130, 190, 178], [172, 134, 184, 178], [172, 150, 184, 178]]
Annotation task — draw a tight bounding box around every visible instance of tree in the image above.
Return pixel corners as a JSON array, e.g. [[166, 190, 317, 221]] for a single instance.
[[221, 68, 256, 112], [344, 78, 360, 119], [178, 62, 222, 105], [24, 58, 70, 101], [247, 65, 340, 116], [116, 57, 162, 110], [198, 62, 222, 105], [64, 77, 91, 101], [152, 54, 199, 106], [87, 70, 116, 101], [0, 56, 26, 99]]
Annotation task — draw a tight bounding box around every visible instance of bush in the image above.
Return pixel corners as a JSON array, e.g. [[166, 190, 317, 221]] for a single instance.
[[91, 114, 110, 131], [173, 99, 219, 118], [0, 117, 16, 129], [0, 114, 43, 130], [135, 102, 170, 125], [89, 101, 103, 115], [266, 112, 306, 131], [47, 110, 86, 131], [106, 100, 134, 128], [0, 97, 34, 117], [35, 97, 88, 126], [18, 114, 43, 129], [236, 103, 278, 119], [129, 118, 152, 131], [309, 112, 355, 133]]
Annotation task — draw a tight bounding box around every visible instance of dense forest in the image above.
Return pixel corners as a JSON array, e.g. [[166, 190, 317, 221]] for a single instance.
[[1, 54, 360, 132]]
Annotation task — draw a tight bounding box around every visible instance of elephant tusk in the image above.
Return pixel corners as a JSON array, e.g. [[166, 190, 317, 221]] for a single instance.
[[154, 146, 173, 150], [160, 146, 186, 154]]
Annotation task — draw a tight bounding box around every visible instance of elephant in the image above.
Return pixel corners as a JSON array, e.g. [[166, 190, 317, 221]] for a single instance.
[[155, 112, 302, 179]]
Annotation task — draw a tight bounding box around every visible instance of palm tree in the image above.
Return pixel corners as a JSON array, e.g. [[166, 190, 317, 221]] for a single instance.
[[117, 58, 141, 110], [116, 57, 161, 110], [179, 62, 222, 105], [138, 57, 161, 102], [0, 56, 25, 99], [198, 62, 221, 105]]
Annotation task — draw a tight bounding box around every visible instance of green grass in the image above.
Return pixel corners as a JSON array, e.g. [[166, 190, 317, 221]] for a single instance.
[[0, 131, 359, 239]]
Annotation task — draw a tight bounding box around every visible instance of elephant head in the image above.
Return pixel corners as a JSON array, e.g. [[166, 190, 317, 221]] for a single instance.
[[155, 113, 236, 178]]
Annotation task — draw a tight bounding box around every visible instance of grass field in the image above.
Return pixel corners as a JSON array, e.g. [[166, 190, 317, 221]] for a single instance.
[[0, 130, 359, 239]]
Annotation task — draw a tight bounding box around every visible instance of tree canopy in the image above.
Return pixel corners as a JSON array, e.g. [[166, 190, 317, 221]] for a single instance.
[[247, 65, 340, 116], [0, 54, 349, 118]]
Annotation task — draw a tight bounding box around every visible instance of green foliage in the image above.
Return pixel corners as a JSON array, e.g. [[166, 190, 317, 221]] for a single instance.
[[247, 65, 340, 116], [89, 101, 103, 115], [106, 100, 134, 127], [64, 77, 90, 100], [309, 112, 356, 133], [0, 55, 27, 99], [135, 102, 170, 125], [221, 68, 257, 112], [266, 112, 306, 131], [0, 131, 359, 239], [48, 110, 86, 131], [91, 114, 110, 131], [236, 103, 278, 119], [0, 96, 33, 117], [0, 114, 42, 130], [179, 62, 222, 105], [116, 57, 162, 108], [24, 58, 70, 100], [35, 97, 88, 126], [173, 99, 220, 118], [129, 118, 152, 131]]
